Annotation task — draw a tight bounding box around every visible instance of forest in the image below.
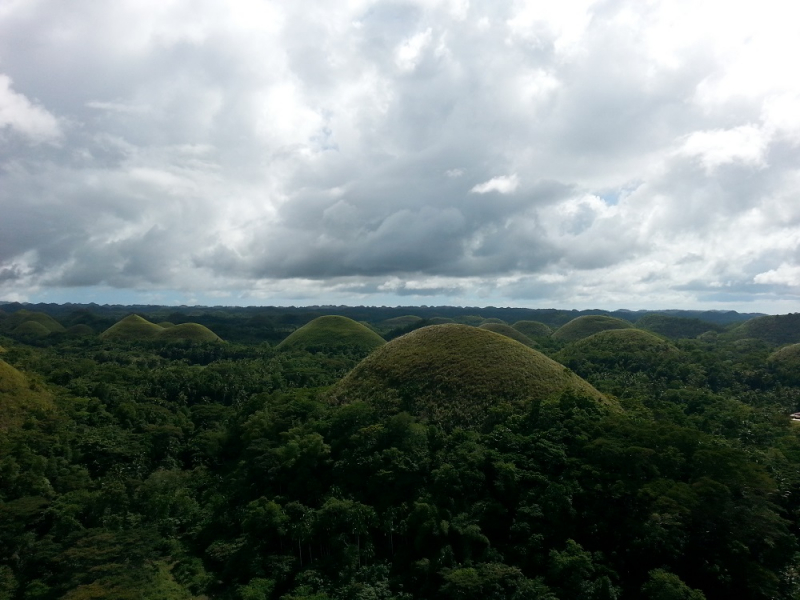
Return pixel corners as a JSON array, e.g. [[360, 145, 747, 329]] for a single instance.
[[1, 303, 800, 600]]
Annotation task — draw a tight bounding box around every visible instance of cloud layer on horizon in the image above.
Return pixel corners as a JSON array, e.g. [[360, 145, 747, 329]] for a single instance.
[[2, 0, 800, 310]]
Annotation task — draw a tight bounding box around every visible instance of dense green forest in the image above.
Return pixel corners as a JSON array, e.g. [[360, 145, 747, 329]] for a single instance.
[[1, 304, 800, 599]]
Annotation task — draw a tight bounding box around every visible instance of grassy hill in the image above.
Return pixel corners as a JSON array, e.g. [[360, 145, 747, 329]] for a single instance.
[[12, 321, 52, 338], [328, 324, 610, 430], [278, 315, 386, 354], [727, 314, 800, 345], [512, 320, 553, 338], [156, 323, 222, 343], [555, 329, 680, 374], [6, 310, 65, 332], [100, 314, 164, 341], [636, 314, 723, 339], [100, 315, 223, 343], [0, 359, 53, 430], [552, 315, 633, 343], [65, 324, 95, 336], [478, 323, 536, 347]]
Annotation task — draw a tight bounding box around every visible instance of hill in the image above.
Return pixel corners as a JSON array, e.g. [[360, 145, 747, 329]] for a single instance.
[[556, 329, 680, 374], [636, 314, 723, 339], [100, 314, 164, 341], [727, 314, 800, 345], [0, 359, 53, 430], [156, 323, 223, 343], [328, 324, 610, 430], [12, 321, 52, 338], [100, 314, 224, 343], [552, 315, 633, 343], [767, 343, 800, 384], [512, 320, 553, 338], [478, 323, 536, 347], [277, 315, 386, 354]]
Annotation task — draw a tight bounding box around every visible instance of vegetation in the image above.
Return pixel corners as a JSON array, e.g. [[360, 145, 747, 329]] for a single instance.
[[1, 303, 800, 600], [100, 314, 166, 340], [478, 323, 536, 347], [278, 315, 386, 355], [552, 315, 634, 342], [157, 323, 223, 343], [512, 320, 553, 338]]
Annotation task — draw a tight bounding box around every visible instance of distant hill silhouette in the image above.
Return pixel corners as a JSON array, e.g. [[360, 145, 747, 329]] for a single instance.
[[727, 314, 800, 345], [636, 314, 723, 339]]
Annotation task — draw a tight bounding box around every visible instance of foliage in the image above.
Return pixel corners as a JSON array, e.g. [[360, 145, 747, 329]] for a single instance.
[[478, 324, 536, 347], [278, 316, 386, 355]]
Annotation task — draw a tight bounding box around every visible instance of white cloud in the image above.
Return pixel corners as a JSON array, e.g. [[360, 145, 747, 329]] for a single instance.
[[0, 74, 61, 142], [678, 125, 769, 171], [470, 174, 519, 194], [395, 28, 433, 72]]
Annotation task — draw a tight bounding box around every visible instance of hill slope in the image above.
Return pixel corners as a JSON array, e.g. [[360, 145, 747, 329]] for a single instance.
[[278, 315, 386, 354], [156, 323, 222, 343], [0, 359, 53, 430], [478, 323, 536, 347], [512, 320, 553, 338], [328, 324, 610, 430], [636, 314, 722, 339], [727, 314, 800, 345], [552, 315, 633, 343], [556, 329, 680, 374], [100, 314, 164, 340]]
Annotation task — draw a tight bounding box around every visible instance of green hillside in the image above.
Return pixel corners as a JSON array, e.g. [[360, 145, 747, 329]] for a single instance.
[[0, 359, 53, 430], [556, 329, 679, 374], [156, 322, 222, 343], [381, 315, 423, 328], [727, 313, 800, 345], [767, 343, 800, 384], [478, 322, 536, 347], [278, 315, 386, 354], [512, 320, 553, 338], [328, 324, 610, 430], [636, 314, 723, 339], [552, 315, 633, 342], [12, 321, 52, 338], [100, 314, 164, 341]]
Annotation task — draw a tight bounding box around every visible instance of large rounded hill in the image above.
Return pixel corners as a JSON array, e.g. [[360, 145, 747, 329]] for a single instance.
[[552, 315, 633, 343], [277, 315, 386, 354], [512, 320, 553, 338], [478, 323, 535, 347], [556, 329, 680, 374], [328, 324, 610, 430]]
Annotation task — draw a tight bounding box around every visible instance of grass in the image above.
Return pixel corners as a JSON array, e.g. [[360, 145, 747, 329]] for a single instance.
[[381, 315, 424, 328], [0, 359, 53, 430], [328, 324, 611, 430], [552, 315, 633, 343], [278, 315, 386, 354], [66, 324, 95, 336], [512, 320, 553, 338], [3, 310, 65, 334], [478, 323, 536, 347]]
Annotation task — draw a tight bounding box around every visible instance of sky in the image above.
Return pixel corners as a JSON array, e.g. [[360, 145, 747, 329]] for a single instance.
[[1, 0, 800, 312]]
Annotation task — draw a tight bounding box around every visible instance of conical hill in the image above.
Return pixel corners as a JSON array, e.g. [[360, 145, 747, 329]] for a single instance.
[[278, 315, 385, 354], [556, 329, 679, 373], [100, 314, 164, 340], [328, 324, 611, 430], [157, 323, 222, 342], [552, 315, 633, 343], [512, 320, 553, 338], [100, 315, 223, 342]]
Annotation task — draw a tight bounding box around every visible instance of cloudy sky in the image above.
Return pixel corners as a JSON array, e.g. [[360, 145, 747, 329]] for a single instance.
[[2, 0, 800, 311]]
